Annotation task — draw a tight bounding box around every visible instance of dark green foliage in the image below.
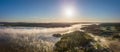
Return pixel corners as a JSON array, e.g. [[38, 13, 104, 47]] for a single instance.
[[54, 31, 112, 52], [53, 34, 61, 37], [54, 31, 93, 52], [112, 34, 120, 40]]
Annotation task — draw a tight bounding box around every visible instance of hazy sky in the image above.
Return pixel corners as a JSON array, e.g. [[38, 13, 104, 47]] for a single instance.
[[0, 0, 120, 22]]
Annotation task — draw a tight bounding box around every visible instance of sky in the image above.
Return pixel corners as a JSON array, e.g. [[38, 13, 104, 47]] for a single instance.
[[0, 0, 120, 23]]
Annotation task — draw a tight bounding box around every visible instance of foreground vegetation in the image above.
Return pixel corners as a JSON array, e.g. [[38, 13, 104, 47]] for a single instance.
[[0, 30, 112, 52], [54, 31, 111, 52], [0, 31, 53, 52], [81, 23, 120, 52], [0, 23, 119, 52], [81, 23, 120, 40]]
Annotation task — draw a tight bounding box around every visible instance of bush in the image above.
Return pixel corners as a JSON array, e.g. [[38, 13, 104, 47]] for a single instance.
[[54, 31, 93, 52], [53, 34, 61, 37]]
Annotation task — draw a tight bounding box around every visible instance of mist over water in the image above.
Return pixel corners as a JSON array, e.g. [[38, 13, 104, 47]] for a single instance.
[[0, 24, 90, 52]]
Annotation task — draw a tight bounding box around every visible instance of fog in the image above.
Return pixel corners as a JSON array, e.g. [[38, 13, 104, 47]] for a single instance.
[[0, 24, 90, 52]]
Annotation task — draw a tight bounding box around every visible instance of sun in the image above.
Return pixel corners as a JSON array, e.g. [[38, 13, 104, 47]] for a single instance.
[[63, 6, 75, 18]]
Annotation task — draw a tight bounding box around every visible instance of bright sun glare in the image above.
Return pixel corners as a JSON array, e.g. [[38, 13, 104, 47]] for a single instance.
[[63, 6, 75, 18]]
